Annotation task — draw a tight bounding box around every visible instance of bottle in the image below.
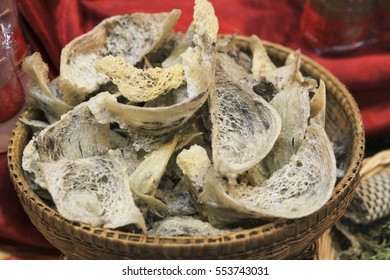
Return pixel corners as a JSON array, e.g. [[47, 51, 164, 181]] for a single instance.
[[372, 0, 390, 48], [0, 0, 27, 152], [300, 0, 375, 55]]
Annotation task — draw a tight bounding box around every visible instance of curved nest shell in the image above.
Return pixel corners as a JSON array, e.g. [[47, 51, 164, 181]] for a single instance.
[[59, 10, 181, 105]]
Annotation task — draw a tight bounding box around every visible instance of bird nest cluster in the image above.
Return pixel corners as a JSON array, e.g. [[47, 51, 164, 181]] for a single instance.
[[20, 0, 343, 237]]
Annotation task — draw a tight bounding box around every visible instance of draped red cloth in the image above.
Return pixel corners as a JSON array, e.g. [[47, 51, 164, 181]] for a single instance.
[[1, 0, 389, 258]]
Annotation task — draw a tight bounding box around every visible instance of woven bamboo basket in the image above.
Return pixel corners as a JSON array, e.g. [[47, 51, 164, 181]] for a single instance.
[[7, 36, 365, 259]]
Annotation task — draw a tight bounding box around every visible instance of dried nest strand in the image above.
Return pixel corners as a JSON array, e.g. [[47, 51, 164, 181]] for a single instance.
[[344, 150, 390, 224]]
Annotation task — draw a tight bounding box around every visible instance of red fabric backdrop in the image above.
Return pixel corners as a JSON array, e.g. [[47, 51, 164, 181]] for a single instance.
[[1, 0, 389, 258]]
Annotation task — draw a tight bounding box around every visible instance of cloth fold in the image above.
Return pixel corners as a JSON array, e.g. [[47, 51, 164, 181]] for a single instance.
[[0, 153, 61, 259]]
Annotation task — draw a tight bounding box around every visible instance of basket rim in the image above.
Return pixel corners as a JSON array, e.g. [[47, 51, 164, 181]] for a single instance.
[[7, 37, 365, 253]]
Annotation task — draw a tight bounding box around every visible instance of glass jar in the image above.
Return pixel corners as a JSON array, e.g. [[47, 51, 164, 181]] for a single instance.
[[300, 0, 375, 55], [372, 0, 390, 48], [0, 0, 27, 152], [0, 0, 26, 123]]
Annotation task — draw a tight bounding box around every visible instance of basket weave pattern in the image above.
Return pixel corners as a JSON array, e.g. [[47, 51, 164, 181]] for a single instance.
[[7, 38, 365, 259], [344, 150, 390, 224]]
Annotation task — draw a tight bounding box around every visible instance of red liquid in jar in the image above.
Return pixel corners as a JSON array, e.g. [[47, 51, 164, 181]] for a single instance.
[[0, 25, 26, 123], [0, 68, 24, 123], [300, 0, 374, 55]]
